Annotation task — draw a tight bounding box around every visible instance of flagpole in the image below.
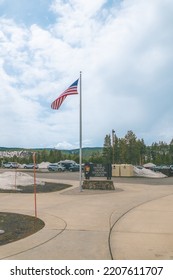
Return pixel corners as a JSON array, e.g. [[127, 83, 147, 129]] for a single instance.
[[79, 71, 83, 191]]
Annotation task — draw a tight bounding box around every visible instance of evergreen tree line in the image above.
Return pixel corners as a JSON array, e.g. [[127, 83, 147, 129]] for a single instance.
[[102, 130, 173, 165]]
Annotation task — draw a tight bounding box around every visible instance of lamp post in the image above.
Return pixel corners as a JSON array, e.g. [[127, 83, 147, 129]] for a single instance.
[[112, 129, 115, 164]]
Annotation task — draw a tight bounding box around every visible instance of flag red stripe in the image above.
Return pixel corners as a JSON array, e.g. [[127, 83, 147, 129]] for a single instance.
[[51, 79, 79, 110]]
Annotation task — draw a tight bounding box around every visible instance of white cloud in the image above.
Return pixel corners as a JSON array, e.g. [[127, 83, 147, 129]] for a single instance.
[[50, 0, 110, 47], [0, 0, 173, 148], [54, 141, 78, 150]]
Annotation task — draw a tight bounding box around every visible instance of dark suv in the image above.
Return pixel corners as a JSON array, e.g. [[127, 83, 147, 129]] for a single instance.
[[69, 164, 80, 172], [58, 161, 77, 171]]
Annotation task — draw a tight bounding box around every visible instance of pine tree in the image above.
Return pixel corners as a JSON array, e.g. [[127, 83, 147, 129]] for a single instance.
[[103, 134, 112, 164]]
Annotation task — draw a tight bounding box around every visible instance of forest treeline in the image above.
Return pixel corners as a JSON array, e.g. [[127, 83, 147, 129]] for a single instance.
[[1, 130, 173, 165], [102, 130, 173, 165]]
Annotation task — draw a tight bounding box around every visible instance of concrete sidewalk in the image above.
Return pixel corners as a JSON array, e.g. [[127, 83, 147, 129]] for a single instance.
[[0, 179, 173, 260], [110, 193, 173, 259]]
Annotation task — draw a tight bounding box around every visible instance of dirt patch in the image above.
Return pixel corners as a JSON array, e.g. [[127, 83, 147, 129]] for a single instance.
[[0, 182, 72, 193], [0, 182, 72, 246], [0, 212, 45, 246]]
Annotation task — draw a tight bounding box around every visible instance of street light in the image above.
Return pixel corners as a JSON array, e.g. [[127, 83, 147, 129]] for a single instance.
[[112, 129, 115, 164]]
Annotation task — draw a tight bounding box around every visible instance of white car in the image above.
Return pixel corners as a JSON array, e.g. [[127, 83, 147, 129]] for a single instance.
[[48, 163, 65, 172], [2, 162, 18, 168], [23, 163, 38, 169]]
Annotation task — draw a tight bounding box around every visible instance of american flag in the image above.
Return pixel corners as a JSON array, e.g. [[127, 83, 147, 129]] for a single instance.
[[51, 79, 79, 110]]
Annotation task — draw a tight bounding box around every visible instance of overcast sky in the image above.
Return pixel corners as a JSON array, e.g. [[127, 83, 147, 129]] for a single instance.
[[0, 0, 172, 149]]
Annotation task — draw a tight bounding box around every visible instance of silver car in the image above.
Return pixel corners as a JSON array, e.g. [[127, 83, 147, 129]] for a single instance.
[[2, 162, 18, 168], [23, 163, 38, 169], [48, 163, 65, 172]]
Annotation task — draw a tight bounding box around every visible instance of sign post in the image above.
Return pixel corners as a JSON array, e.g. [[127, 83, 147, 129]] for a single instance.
[[33, 152, 37, 218]]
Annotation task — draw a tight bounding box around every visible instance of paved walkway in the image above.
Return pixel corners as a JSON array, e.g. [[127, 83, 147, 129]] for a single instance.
[[0, 179, 173, 260]]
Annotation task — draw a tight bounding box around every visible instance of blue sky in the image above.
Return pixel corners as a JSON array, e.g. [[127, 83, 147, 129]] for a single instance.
[[0, 0, 56, 27], [0, 0, 173, 149]]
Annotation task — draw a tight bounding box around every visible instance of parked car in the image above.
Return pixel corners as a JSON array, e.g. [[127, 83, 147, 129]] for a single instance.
[[69, 164, 80, 172], [48, 163, 65, 172], [58, 160, 77, 171], [23, 163, 38, 169], [2, 162, 18, 168]]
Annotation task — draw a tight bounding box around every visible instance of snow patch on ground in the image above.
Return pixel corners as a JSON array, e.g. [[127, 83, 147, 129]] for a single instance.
[[0, 172, 45, 190], [134, 166, 167, 178]]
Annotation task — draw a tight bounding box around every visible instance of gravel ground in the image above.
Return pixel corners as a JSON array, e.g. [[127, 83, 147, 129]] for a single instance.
[[0, 212, 45, 246]]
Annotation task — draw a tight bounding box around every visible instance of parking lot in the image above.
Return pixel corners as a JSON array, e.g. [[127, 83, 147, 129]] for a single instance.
[[1, 167, 173, 185]]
